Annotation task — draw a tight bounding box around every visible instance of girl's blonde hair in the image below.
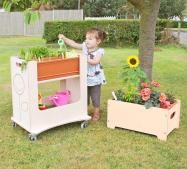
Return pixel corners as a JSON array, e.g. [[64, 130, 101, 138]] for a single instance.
[[86, 28, 107, 42]]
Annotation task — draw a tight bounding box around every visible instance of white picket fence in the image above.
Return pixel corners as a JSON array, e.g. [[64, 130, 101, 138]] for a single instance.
[[85, 16, 116, 20], [0, 10, 83, 36]]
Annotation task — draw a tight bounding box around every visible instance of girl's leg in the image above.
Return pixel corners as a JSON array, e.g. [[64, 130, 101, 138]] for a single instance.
[[90, 85, 101, 121], [87, 86, 91, 106]]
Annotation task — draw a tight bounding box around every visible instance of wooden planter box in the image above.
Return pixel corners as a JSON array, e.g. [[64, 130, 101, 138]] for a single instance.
[[107, 99, 181, 141], [37, 57, 79, 81]]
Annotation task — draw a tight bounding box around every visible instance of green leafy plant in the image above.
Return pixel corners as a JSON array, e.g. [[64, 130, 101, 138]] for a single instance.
[[19, 46, 52, 71], [114, 89, 125, 101], [3, 0, 53, 24], [19, 48, 33, 71], [140, 81, 176, 109], [29, 46, 50, 60], [120, 55, 147, 103], [20, 46, 50, 60]]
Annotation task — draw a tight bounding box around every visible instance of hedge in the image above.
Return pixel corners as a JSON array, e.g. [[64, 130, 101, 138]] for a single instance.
[[43, 19, 186, 45]]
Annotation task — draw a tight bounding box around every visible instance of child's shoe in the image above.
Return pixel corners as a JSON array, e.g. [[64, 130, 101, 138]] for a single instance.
[[92, 111, 100, 121]]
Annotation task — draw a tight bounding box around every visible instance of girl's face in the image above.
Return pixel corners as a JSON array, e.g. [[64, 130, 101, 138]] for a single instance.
[[85, 33, 101, 49]]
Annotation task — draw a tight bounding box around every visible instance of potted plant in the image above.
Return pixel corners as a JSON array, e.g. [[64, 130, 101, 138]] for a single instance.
[[107, 55, 181, 141], [17, 46, 79, 81]]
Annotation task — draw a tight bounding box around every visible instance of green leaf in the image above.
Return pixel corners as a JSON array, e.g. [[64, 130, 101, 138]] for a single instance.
[[24, 9, 40, 25], [3, 1, 12, 12], [145, 101, 152, 109], [24, 9, 31, 25], [30, 11, 40, 24]]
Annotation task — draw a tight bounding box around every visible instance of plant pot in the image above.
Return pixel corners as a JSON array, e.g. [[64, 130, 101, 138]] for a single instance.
[[107, 99, 181, 141], [37, 57, 79, 81]]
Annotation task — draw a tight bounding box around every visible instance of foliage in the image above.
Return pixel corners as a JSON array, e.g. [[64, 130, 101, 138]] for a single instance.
[[52, 0, 82, 9], [1, 0, 137, 18], [82, 0, 139, 18], [114, 55, 176, 109], [19, 44, 68, 63], [139, 81, 176, 109], [2, 0, 84, 11], [116, 1, 139, 19], [44, 19, 186, 45], [23, 9, 41, 25], [121, 55, 146, 89], [159, 0, 186, 19], [114, 89, 125, 101], [83, 0, 127, 17], [3, 0, 31, 11], [0, 0, 3, 7], [43, 20, 139, 45], [119, 55, 147, 103], [43, 19, 179, 45], [20, 46, 50, 60], [3, 0, 52, 11], [19, 46, 60, 71], [3, 0, 52, 24]]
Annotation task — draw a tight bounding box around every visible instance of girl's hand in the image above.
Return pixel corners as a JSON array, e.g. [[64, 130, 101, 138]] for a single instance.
[[58, 34, 82, 50], [58, 34, 65, 39]]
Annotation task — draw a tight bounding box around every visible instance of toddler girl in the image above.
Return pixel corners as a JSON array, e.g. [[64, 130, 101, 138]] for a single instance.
[[59, 28, 107, 121]]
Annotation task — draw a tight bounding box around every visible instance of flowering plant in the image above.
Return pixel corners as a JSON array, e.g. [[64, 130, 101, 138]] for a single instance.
[[114, 55, 176, 109], [139, 80, 175, 109]]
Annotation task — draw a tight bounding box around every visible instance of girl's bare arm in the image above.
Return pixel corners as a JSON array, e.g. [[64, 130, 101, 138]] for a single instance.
[[58, 34, 82, 49]]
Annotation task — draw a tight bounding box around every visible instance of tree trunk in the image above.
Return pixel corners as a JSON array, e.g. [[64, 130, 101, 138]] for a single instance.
[[127, 0, 160, 80]]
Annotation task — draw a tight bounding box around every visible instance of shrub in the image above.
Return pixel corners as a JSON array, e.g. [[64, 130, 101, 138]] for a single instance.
[[43, 20, 140, 45], [43, 19, 185, 45]]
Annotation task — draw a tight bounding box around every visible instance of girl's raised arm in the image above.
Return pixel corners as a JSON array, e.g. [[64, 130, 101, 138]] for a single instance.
[[58, 34, 82, 49]]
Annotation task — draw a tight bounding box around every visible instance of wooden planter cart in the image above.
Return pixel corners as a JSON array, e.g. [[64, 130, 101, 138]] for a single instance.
[[107, 100, 181, 141], [10, 55, 91, 140]]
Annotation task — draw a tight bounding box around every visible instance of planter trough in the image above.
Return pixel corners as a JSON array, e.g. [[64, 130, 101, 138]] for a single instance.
[[107, 99, 181, 141], [37, 57, 79, 81]]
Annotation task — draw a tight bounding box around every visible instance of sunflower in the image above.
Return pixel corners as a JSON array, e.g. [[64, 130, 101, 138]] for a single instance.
[[127, 55, 139, 68]]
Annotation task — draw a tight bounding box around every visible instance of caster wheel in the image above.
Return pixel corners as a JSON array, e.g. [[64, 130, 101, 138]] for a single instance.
[[12, 122, 17, 128], [81, 121, 88, 129], [29, 134, 37, 141]]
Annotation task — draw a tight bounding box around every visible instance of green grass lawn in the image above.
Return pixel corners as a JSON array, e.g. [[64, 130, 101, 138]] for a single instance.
[[0, 36, 187, 169], [169, 28, 187, 32]]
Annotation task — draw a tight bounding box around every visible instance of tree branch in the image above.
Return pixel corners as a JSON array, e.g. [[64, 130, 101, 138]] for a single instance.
[[127, 0, 143, 10]]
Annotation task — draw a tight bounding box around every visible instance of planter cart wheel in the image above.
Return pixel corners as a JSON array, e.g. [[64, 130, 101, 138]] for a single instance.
[[29, 134, 37, 141], [12, 121, 17, 128], [81, 121, 88, 128]]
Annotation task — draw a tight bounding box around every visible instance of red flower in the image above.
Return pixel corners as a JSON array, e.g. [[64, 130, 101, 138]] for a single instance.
[[160, 101, 171, 109], [159, 93, 167, 102], [151, 80, 160, 87], [142, 95, 150, 101], [140, 88, 151, 101], [141, 82, 149, 88]]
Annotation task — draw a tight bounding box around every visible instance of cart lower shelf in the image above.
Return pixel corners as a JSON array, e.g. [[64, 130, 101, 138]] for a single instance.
[[11, 114, 91, 140]]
